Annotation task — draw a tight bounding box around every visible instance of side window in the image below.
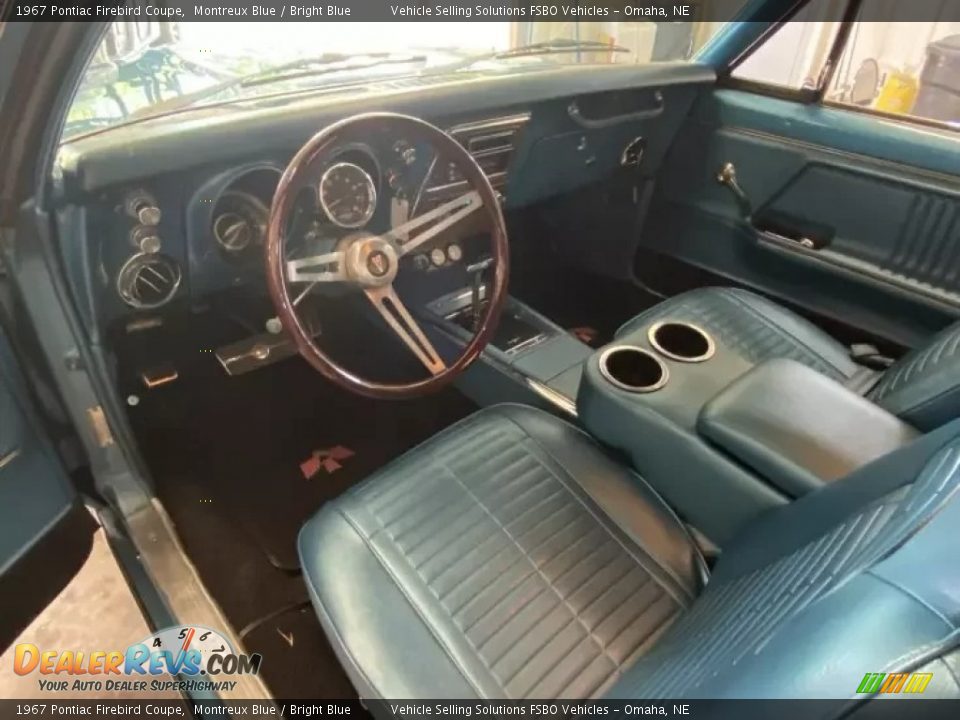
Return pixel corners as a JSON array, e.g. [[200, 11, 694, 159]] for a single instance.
[[827, 23, 959, 128], [732, 0, 842, 91], [730, 0, 960, 130]]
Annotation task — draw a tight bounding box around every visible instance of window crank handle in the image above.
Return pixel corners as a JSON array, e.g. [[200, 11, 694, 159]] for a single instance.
[[716, 162, 753, 218]]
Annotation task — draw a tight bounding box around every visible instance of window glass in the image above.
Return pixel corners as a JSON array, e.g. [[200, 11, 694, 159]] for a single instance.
[[731, 0, 960, 129], [731, 0, 843, 90], [827, 17, 960, 128]]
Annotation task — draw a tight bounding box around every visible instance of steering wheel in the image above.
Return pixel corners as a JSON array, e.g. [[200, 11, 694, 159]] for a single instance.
[[265, 113, 509, 399]]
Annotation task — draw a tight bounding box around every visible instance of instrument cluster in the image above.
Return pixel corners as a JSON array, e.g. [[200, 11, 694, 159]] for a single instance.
[[208, 146, 384, 263], [114, 118, 520, 311]]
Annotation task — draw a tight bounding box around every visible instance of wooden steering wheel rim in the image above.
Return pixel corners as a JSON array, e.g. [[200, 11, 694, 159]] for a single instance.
[[265, 112, 509, 400]]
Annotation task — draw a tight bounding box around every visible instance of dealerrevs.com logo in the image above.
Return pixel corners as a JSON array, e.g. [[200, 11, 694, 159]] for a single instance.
[[13, 625, 262, 694]]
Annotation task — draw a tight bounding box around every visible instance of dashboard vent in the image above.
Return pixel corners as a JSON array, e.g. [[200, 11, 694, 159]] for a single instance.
[[419, 112, 530, 207], [117, 253, 182, 309]]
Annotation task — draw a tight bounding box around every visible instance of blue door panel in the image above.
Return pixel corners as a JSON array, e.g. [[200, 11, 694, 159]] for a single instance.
[[709, 90, 960, 176], [0, 330, 76, 576], [641, 88, 960, 347]]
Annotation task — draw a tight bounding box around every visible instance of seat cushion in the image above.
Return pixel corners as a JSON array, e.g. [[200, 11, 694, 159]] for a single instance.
[[298, 404, 705, 699], [617, 287, 879, 391]]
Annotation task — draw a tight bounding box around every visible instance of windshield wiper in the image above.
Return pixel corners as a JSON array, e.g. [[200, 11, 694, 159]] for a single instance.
[[497, 38, 631, 58], [238, 52, 427, 88], [431, 39, 630, 73], [127, 52, 428, 118]]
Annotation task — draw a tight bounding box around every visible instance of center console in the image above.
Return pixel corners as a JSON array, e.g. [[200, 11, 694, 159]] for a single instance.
[[424, 286, 592, 415], [577, 316, 919, 545]]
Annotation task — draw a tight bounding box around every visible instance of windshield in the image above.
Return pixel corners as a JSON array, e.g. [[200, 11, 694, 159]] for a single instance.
[[64, 20, 727, 140]]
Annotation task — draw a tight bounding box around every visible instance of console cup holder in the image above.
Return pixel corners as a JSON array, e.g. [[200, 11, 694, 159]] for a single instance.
[[648, 321, 715, 363], [598, 346, 669, 393]]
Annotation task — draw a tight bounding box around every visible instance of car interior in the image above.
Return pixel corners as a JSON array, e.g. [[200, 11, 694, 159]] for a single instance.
[[3, 3, 960, 707]]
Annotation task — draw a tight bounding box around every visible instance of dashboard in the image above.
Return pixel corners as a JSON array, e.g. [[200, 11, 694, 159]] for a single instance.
[[111, 112, 526, 312], [52, 63, 714, 336]]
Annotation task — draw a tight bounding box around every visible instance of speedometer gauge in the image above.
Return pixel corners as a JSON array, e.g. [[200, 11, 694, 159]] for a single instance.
[[318, 162, 377, 229]]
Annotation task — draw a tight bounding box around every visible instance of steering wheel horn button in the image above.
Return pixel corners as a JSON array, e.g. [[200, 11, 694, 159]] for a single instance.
[[367, 250, 391, 277], [343, 236, 399, 287]]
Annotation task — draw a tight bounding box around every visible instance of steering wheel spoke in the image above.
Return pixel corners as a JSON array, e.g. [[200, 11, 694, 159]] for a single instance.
[[391, 190, 483, 257], [365, 285, 446, 375], [286, 251, 346, 283]]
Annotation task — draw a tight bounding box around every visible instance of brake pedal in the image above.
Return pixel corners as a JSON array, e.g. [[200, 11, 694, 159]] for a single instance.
[[140, 363, 179, 389]]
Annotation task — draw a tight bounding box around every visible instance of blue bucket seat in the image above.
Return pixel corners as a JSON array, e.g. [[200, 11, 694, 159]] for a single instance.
[[298, 403, 960, 701]]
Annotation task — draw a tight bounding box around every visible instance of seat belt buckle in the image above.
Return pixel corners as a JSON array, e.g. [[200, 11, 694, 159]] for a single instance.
[[850, 343, 895, 369]]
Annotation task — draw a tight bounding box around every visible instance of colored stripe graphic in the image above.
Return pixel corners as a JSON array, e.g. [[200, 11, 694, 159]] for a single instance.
[[857, 673, 885, 694], [856, 672, 933, 694], [903, 673, 933, 693], [880, 673, 908, 693]]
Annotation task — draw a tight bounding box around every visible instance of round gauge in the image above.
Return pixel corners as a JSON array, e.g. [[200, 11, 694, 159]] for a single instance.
[[430, 247, 446, 267], [212, 191, 268, 254], [447, 243, 463, 262], [318, 162, 377, 229]]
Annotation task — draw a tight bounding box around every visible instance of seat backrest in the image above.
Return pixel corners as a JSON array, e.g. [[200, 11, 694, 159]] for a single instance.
[[606, 419, 960, 703], [870, 320, 960, 430]]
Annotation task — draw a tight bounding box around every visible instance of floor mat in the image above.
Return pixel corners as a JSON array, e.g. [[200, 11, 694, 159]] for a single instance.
[[120, 302, 476, 697], [240, 603, 357, 699], [134, 354, 476, 570]]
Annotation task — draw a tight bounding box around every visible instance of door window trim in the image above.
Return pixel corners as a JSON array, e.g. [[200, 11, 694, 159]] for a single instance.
[[718, 0, 960, 135]]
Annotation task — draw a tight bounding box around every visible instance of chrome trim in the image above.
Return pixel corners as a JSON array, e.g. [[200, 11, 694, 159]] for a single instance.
[[390, 189, 483, 256], [318, 161, 377, 229], [620, 136, 645, 167], [430, 284, 488, 316], [365, 284, 446, 375], [526, 378, 577, 417], [141, 365, 179, 389], [647, 321, 716, 363], [505, 333, 549, 357], [116, 253, 182, 310], [413, 113, 529, 213], [425, 171, 508, 198], [467, 132, 516, 155], [448, 112, 532, 137], [216, 332, 300, 376], [286, 249, 347, 284], [757, 232, 960, 311], [598, 345, 669, 393], [0, 448, 21, 470], [569, 92, 663, 128], [211, 189, 269, 252]]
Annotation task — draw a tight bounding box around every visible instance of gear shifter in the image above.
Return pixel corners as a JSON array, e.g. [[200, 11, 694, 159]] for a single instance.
[[466, 256, 493, 333]]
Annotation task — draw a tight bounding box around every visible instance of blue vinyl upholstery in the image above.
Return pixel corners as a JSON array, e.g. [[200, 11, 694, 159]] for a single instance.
[[300, 403, 960, 702], [869, 321, 960, 430], [618, 287, 960, 429]]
